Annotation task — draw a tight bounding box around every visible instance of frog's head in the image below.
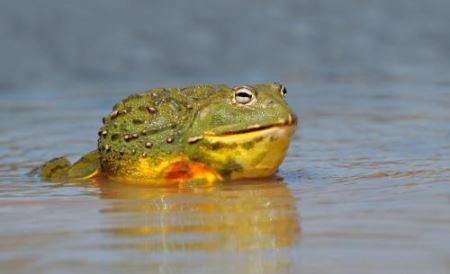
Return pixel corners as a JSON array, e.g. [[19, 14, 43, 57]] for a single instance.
[[185, 83, 298, 179]]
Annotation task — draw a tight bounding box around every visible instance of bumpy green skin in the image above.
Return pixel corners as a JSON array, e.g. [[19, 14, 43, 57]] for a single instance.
[[97, 83, 296, 177], [98, 85, 215, 176]]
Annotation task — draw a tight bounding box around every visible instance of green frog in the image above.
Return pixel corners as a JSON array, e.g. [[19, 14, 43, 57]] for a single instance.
[[39, 83, 297, 185]]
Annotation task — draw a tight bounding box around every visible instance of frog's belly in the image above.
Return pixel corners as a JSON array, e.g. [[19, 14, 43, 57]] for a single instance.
[[201, 125, 296, 179]]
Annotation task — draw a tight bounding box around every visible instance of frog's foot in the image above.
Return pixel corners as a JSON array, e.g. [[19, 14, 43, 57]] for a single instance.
[[38, 150, 101, 181], [162, 160, 223, 187], [38, 157, 71, 180]]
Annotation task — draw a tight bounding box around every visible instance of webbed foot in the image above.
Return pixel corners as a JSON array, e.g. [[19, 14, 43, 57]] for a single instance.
[[37, 150, 101, 181]]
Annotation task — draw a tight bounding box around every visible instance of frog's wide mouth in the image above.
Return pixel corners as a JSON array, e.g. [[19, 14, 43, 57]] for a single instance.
[[213, 115, 297, 136], [187, 114, 297, 143]]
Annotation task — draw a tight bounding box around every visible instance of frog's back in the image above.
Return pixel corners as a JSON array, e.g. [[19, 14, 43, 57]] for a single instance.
[[98, 85, 220, 182]]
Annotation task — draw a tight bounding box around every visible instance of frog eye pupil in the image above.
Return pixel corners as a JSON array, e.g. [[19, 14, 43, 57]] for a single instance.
[[236, 92, 251, 98], [281, 86, 287, 97], [234, 87, 254, 104]]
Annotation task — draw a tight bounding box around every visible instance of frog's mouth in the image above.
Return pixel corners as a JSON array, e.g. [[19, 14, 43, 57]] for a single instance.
[[187, 114, 297, 142], [214, 115, 297, 136]]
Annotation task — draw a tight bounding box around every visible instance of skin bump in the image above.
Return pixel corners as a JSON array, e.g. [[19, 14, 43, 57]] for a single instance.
[[147, 106, 157, 114]]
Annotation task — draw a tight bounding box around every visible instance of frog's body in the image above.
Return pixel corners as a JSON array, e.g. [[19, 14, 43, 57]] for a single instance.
[[39, 83, 297, 185]]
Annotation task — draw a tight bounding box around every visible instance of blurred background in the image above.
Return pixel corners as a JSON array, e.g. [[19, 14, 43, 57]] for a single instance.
[[1, 0, 449, 91]]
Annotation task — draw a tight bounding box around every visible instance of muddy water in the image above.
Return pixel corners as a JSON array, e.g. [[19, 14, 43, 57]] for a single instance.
[[1, 83, 450, 274]]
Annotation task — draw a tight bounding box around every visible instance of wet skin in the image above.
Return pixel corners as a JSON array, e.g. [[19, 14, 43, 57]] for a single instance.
[[39, 83, 297, 185]]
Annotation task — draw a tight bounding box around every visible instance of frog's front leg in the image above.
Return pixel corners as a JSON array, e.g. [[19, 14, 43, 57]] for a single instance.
[[39, 150, 101, 180]]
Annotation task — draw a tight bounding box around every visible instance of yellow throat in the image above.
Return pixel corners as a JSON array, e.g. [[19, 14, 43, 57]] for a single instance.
[[201, 124, 296, 179]]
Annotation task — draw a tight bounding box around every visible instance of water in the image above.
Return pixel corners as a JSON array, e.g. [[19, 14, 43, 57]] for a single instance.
[[1, 82, 449, 274]]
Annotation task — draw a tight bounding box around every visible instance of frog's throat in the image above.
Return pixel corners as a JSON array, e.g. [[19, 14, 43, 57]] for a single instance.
[[194, 120, 297, 179]]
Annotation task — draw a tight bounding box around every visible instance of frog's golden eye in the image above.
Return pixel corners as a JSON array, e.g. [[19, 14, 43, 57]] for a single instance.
[[280, 86, 287, 98], [233, 86, 255, 105]]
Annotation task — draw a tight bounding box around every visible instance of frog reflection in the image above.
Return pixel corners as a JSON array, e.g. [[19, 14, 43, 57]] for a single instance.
[[98, 179, 300, 252]]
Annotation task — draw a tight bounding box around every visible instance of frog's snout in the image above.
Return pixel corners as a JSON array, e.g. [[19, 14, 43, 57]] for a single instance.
[[275, 113, 298, 129], [287, 114, 297, 126]]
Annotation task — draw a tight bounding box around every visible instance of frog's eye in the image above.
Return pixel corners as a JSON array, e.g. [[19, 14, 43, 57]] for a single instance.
[[233, 86, 255, 105], [280, 86, 287, 98]]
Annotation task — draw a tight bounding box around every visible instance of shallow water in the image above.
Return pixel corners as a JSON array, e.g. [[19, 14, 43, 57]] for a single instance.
[[1, 83, 450, 274]]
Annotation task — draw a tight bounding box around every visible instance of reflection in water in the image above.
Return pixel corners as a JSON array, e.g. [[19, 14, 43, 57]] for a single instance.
[[97, 178, 301, 273]]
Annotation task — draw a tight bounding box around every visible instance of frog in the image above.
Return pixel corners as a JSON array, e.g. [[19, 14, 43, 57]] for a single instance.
[[38, 83, 297, 185]]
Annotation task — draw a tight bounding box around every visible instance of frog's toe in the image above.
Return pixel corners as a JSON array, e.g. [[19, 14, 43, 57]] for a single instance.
[[66, 150, 101, 179], [39, 157, 71, 180]]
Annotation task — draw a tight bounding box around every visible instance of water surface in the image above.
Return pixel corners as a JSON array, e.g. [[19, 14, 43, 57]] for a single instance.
[[1, 83, 450, 274]]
